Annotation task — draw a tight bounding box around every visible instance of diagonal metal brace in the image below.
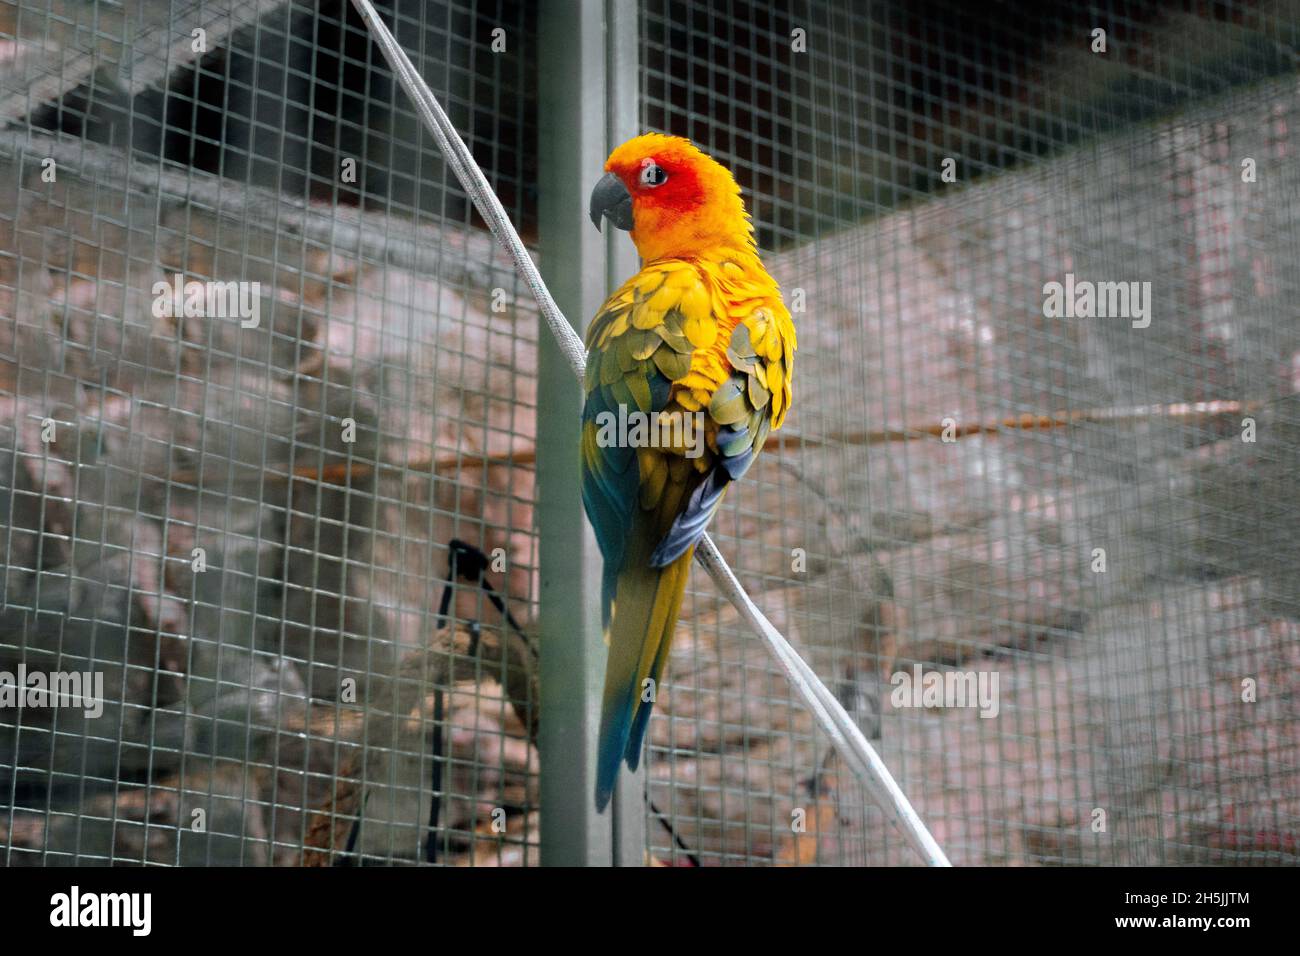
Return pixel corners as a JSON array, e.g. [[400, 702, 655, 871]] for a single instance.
[[349, 0, 951, 867]]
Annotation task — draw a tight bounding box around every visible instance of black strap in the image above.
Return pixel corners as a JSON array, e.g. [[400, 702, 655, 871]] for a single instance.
[[342, 538, 698, 865]]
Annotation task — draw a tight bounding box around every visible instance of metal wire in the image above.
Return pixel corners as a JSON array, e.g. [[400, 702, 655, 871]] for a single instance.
[[1, 0, 543, 867], [348, 0, 951, 867], [639, 0, 1299, 867], [2, 0, 1297, 868]]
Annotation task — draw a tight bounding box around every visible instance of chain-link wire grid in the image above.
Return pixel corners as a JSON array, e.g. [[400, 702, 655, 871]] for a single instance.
[[2, 0, 1297, 868], [1, 0, 541, 866], [640, 0, 1299, 865]]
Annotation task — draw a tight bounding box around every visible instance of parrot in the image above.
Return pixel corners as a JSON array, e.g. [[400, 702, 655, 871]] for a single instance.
[[583, 133, 796, 810]]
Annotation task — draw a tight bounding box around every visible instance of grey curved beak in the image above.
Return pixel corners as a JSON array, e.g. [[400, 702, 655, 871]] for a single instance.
[[589, 172, 634, 232]]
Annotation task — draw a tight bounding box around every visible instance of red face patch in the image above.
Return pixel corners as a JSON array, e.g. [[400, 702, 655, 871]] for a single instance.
[[619, 154, 704, 215]]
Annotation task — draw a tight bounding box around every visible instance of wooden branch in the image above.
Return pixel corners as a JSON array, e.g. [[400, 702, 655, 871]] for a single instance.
[[771, 399, 1266, 450], [192, 398, 1261, 488]]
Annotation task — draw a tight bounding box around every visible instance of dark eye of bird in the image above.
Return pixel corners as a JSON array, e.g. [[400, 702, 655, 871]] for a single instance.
[[640, 162, 668, 187]]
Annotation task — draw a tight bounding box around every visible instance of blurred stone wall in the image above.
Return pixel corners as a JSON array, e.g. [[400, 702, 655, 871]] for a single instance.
[[677, 75, 1300, 865], [0, 127, 540, 864], [1, 66, 1297, 865]]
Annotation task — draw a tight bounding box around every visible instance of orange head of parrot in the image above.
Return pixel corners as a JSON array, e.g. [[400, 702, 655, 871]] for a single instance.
[[589, 133, 755, 261]]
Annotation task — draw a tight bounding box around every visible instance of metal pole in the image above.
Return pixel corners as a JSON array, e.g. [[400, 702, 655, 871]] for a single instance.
[[348, 0, 951, 868], [537, 0, 615, 866], [604, 0, 645, 867]]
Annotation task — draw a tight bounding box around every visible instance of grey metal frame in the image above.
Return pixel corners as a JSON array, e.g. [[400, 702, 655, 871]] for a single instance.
[[536, 0, 642, 867]]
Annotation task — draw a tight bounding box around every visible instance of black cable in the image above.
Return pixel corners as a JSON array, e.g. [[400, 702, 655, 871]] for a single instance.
[[348, 537, 700, 867], [424, 542, 466, 863], [443, 539, 701, 866], [646, 794, 701, 867], [425, 679, 445, 864], [440, 538, 531, 644]]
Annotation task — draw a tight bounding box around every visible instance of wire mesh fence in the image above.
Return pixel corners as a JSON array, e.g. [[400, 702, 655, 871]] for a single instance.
[[1, 0, 542, 866], [639, 0, 1300, 865], [1, 0, 1298, 866]]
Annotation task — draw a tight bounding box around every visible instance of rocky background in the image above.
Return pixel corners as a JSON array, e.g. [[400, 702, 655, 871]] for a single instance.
[[645, 77, 1300, 866], [1, 0, 1297, 865]]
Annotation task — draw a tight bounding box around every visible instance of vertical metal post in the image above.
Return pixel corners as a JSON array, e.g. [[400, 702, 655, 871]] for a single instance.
[[604, 0, 645, 867], [537, 0, 615, 866]]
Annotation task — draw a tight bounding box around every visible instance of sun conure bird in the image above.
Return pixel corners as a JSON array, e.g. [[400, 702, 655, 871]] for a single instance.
[[584, 133, 796, 810]]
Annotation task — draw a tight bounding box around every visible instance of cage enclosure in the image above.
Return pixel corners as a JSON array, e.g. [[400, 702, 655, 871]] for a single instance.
[[0, 0, 1297, 866]]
